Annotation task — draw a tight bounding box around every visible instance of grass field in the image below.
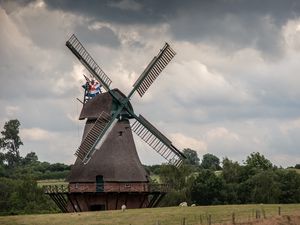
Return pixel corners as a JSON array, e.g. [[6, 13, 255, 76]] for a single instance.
[[287, 168, 300, 174], [0, 204, 299, 225], [37, 179, 68, 187]]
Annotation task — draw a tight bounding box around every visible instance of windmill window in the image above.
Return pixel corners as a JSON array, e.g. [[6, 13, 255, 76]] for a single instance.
[[75, 183, 79, 189]]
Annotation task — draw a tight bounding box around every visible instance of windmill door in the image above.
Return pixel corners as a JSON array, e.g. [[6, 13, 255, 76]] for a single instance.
[[96, 175, 104, 192]]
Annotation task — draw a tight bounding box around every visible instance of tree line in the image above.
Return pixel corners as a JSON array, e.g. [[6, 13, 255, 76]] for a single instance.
[[0, 119, 300, 215], [146, 149, 300, 206], [0, 120, 69, 215]]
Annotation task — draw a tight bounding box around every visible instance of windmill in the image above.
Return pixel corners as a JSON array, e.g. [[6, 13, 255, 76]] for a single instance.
[[44, 34, 186, 212]]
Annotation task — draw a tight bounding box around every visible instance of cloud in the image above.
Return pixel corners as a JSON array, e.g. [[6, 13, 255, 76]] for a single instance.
[[75, 24, 121, 48], [205, 127, 239, 142], [0, 0, 36, 14], [108, 0, 142, 12], [39, 0, 300, 58], [0, 5, 80, 101], [20, 127, 56, 141], [19, 127, 82, 163], [169, 60, 254, 106], [283, 18, 300, 52], [5, 106, 20, 116], [280, 118, 300, 135], [170, 132, 207, 154], [1, 0, 300, 167]]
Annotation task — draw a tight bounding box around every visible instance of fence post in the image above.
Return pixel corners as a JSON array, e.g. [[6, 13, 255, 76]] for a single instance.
[[255, 210, 260, 219], [208, 214, 212, 225], [182, 217, 186, 225], [199, 215, 203, 225], [260, 206, 266, 219], [278, 206, 281, 216], [232, 212, 235, 224]]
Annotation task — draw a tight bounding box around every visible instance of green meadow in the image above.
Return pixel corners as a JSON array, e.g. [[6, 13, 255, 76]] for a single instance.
[[0, 204, 299, 225]]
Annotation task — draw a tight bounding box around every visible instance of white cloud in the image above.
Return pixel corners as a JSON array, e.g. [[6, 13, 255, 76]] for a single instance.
[[283, 18, 300, 52], [279, 118, 300, 135], [20, 127, 57, 141], [1, 2, 300, 168], [170, 132, 207, 154], [205, 127, 240, 142], [166, 60, 255, 107], [5, 105, 20, 116]]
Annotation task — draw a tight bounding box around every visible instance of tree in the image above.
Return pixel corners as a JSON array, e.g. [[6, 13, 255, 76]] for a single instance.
[[23, 152, 38, 165], [222, 158, 241, 183], [0, 176, 58, 215], [191, 170, 224, 205], [277, 169, 300, 203], [247, 170, 280, 203], [201, 153, 221, 170], [159, 164, 194, 206], [295, 164, 300, 169], [159, 164, 192, 190], [143, 164, 161, 175], [0, 119, 23, 167], [245, 152, 272, 170], [183, 148, 200, 166]]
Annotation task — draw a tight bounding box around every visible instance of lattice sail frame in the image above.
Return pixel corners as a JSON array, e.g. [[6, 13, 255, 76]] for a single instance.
[[66, 34, 112, 91], [131, 115, 184, 167], [75, 111, 113, 163], [132, 43, 176, 97], [66, 34, 186, 167]]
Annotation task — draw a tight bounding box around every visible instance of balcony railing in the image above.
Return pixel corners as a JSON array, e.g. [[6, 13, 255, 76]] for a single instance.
[[43, 184, 68, 194], [43, 183, 170, 194]]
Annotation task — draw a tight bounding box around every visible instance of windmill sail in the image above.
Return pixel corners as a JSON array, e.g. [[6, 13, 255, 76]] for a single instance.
[[66, 34, 112, 91], [131, 115, 185, 167], [75, 111, 114, 163], [132, 43, 176, 97]]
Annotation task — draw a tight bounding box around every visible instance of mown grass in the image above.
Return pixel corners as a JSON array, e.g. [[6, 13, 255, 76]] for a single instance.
[[37, 179, 68, 187], [0, 204, 300, 225], [287, 168, 300, 174]]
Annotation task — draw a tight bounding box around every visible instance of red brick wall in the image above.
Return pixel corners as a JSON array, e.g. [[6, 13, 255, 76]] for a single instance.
[[69, 183, 96, 192], [69, 182, 149, 193], [104, 182, 149, 192]]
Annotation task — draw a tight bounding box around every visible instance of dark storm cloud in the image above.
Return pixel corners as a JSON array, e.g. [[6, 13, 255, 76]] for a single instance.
[[42, 0, 300, 25], [1, 0, 300, 166], [0, 0, 35, 13], [40, 0, 300, 56], [74, 25, 121, 48], [43, 0, 172, 24], [4, 0, 300, 55], [167, 0, 300, 56]]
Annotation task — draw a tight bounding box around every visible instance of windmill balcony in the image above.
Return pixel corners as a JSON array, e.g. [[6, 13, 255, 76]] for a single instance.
[[43, 183, 170, 194]]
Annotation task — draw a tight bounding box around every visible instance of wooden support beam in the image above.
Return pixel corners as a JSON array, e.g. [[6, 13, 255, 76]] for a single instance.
[[66, 194, 77, 212], [115, 193, 119, 210], [139, 193, 147, 208]]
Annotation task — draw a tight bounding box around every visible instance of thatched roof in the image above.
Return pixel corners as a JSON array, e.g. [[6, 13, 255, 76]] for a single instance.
[[79, 89, 133, 120], [67, 118, 149, 183], [79, 91, 112, 120]]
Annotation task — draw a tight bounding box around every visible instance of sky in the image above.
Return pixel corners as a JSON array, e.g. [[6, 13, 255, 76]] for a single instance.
[[0, 0, 300, 167]]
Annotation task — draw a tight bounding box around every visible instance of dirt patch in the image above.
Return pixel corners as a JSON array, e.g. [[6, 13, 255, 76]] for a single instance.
[[234, 215, 300, 225]]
